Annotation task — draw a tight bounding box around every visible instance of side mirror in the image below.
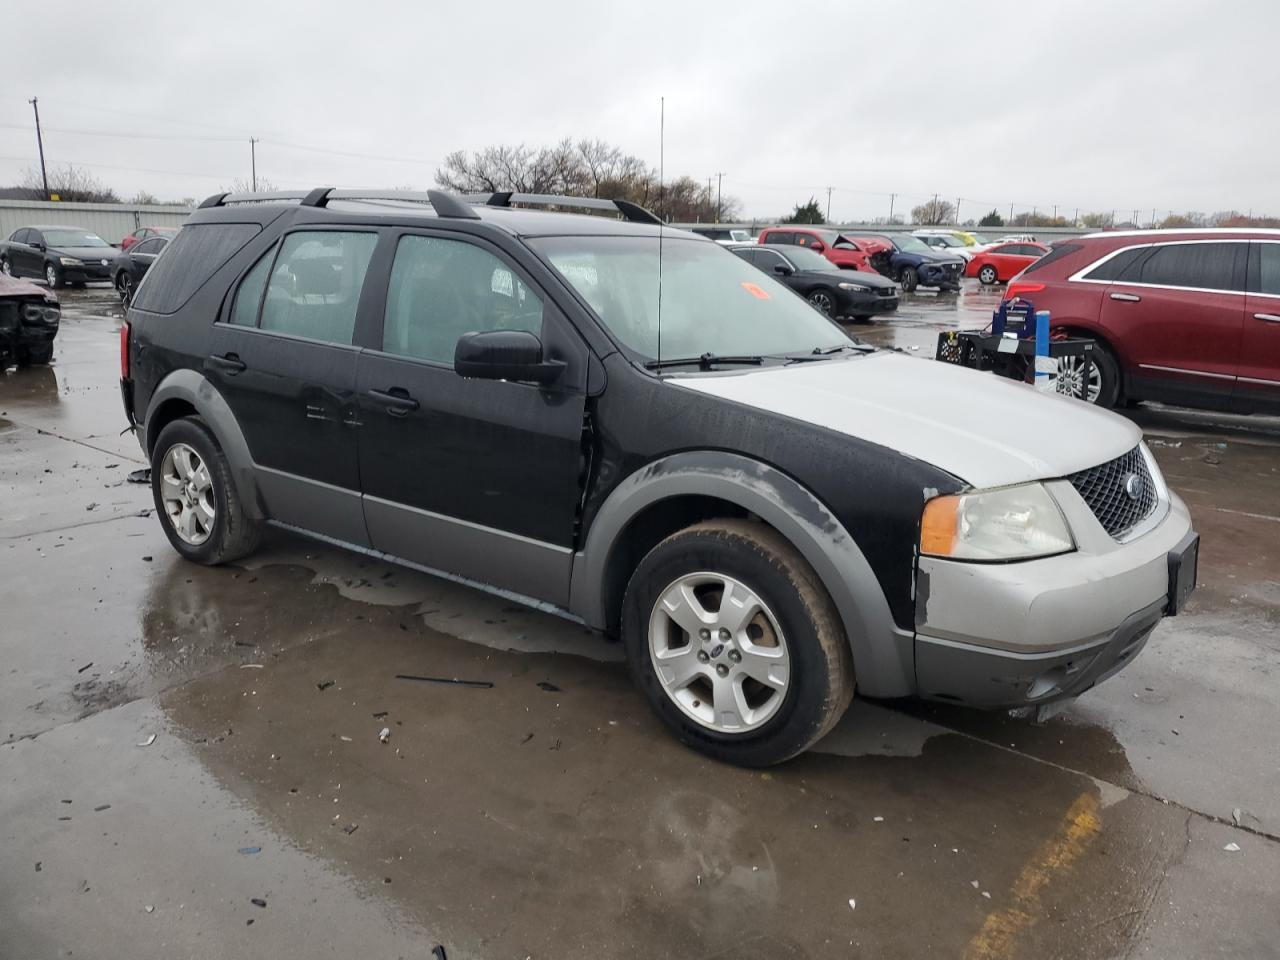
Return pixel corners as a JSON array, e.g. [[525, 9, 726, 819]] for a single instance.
[[454, 329, 564, 385], [773, 264, 794, 276], [31, 241, 46, 252]]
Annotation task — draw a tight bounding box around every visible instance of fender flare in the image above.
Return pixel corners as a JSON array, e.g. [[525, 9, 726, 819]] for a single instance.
[[569, 451, 915, 698], [144, 369, 265, 520]]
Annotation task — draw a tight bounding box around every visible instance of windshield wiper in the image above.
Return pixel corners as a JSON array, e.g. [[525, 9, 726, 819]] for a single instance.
[[805, 342, 876, 356], [645, 353, 766, 370]]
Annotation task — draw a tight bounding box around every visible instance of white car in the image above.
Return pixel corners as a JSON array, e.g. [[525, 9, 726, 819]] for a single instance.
[[689, 226, 753, 246], [912, 231, 975, 262]]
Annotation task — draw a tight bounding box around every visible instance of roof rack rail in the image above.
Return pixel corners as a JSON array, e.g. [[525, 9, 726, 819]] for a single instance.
[[198, 190, 311, 208], [463, 191, 664, 225]]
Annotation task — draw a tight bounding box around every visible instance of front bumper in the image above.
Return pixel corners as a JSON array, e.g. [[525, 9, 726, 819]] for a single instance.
[[838, 289, 898, 317], [60, 260, 113, 282], [917, 263, 963, 289], [913, 484, 1196, 708]]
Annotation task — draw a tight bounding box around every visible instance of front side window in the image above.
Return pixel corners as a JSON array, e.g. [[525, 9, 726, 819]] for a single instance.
[[531, 235, 848, 362], [1136, 242, 1242, 291], [381, 235, 544, 364], [1256, 243, 1280, 296], [258, 231, 377, 344], [11, 229, 30, 244], [134, 237, 166, 256]]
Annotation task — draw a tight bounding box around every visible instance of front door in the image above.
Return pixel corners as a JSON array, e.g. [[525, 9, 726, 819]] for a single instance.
[[354, 231, 588, 608], [1098, 240, 1245, 409], [1240, 241, 1280, 412], [15, 229, 41, 277], [205, 228, 381, 545]]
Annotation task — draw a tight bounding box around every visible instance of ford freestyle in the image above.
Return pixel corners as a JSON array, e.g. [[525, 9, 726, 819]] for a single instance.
[[118, 189, 1199, 766]]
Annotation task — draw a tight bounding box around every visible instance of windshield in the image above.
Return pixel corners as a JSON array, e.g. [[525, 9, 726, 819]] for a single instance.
[[969, 233, 990, 245], [889, 234, 933, 254], [531, 236, 849, 362], [777, 246, 833, 272], [729, 229, 751, 242], [43, 230, 110, 248]]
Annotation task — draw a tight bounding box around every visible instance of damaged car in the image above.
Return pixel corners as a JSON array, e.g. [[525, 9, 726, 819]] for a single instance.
[[118, 188, 1199, 767], [862, 232, 966, 291], [0, 273, 60, 367]]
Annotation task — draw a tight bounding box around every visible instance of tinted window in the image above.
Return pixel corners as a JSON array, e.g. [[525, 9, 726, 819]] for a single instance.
[[1137, 242, 1242, 291], [765, 231, 795, 245], [1256, 243, 1280, 296], [258, 231, 377, 344], [11, 229, 29, 244], [756, 250, 789, 271], [1021, 242, 1082, 276], [229, 247, 274, 326], [1082, 246, 1150, 282], [730, 247, 757, 265], [134, 237, 166, 255], [132, 223, 262, 314], [382, 235, 544, 364]]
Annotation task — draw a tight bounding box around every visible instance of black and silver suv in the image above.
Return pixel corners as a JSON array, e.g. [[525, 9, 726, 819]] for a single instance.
[[119, 188, 1200, 766]]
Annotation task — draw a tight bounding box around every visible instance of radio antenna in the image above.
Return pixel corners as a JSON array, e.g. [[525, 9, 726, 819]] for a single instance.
[[656, 96, 665, 368]]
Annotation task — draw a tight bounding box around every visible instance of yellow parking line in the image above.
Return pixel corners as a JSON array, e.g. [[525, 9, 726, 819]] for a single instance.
[[963, 792, 1103, 960]]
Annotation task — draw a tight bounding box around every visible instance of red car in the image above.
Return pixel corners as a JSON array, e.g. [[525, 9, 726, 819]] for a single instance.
[[1002, 229, 1280, 414], [119, 225, 178, 251], [965, 241, 1048, 284], [755, 226, 890, 274]]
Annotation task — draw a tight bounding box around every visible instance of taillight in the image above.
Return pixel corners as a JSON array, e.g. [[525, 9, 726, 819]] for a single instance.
[[120, 321, 130, 380], [1005, 281, 1044, 301]]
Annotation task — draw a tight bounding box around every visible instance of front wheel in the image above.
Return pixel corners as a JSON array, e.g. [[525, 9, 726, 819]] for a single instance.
[[622, 519, 854, 767], [151, 416, 262, 564], [977, 264, 998, 285], [116, 272, 133, 305], [0, 257, 12, 276], [45, 263, 63, 289], [807, 288, 837, 316], [898, 265, 919, 292]]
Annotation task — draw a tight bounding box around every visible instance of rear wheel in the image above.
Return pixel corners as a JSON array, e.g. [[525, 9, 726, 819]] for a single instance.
[[151, 416, 262, 565], [899, 265, 919, 292], [622, 519, 854, 767], [0, 257, 11, 276], [977, 264, 998, 285], [807, 288, 837, 316], [1055, 335, 1120, 407]]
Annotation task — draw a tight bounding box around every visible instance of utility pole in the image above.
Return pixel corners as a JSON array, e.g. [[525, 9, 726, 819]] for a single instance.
[[888, 193, 896, 223], [931, 192, 939, 223], [825, 186, 833, 223], [707, 177, 713, 205], [1009, 202, 1014, 223], [954, 196, 961, 225], [1073, 207, 1078, 225], [28, 97, 49, 201], [249, 137, 259, 191], [1151, 207, 1156, 228], [715, 172, 725, 222], [1053, 204, 1058, 222]]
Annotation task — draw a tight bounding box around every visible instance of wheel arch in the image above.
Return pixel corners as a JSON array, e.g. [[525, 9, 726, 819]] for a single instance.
[[144, 369, 265, 520], [570, 451, 915, 698]]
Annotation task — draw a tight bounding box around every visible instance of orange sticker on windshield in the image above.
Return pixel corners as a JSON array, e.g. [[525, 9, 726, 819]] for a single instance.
[[741, 282, 771, 300]]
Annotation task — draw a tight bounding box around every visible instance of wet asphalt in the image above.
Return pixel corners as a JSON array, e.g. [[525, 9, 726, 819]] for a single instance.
[[2, 283, 1278, 959]]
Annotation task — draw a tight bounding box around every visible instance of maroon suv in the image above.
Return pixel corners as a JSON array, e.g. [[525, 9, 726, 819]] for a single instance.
[[1004, 229, 1280, 414]]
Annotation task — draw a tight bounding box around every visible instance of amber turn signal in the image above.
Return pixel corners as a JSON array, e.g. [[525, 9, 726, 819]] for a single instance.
[[920, 495, 959, 557]]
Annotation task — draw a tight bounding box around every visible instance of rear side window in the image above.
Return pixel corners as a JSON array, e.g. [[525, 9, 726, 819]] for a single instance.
[[765, 231, 795, 245], [1256, 243, 1280, 296], [381, 235, 544, 364], [1136, 242, 1243, 291], [258, 231, 377, 344], [1082, 246, 1149, 282], [132, 223, 260, 314], [229, 248, 274, 326], [1019, 242, 1080, 276]]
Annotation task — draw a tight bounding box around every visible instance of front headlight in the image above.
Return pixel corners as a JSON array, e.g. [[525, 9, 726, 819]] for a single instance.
[[59, 257, 83, 266], [837, 282, 870, 292], [921, 483, 1074, 561]]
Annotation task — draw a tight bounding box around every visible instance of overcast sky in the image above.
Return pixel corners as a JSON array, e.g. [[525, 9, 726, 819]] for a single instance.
[[1, 0, 1274, 222]]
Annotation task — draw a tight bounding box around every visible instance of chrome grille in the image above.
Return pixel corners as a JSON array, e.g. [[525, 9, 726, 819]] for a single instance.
[[1066, 447, 1158, 538]]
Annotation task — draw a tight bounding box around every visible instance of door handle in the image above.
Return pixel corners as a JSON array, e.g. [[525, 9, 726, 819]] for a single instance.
[[366, 387, 419, 416], [1110, 293, 1141, 302], [206, 352, 247, 374], [1254, 312, 1280, 323]]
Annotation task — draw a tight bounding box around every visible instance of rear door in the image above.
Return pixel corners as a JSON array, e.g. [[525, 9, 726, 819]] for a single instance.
[[354, 230, 589, 608], [1096, 240, 1245, 408], [1240, 241, 1280, 412], [205, 227, 381, 545]]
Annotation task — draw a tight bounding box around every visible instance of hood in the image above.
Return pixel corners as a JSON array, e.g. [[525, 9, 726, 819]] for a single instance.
[[0, 274, 56, 301], [908, 249, 965, 265], [806, 268, 897, 292], [51, 245, 115, 261], [673, 351, 1140, 488]]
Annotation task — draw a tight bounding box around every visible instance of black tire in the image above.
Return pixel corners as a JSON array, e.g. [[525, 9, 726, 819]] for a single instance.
[[17, 343, 53, 366], [1057, 336, 1121, 408], [977, 264, 998, 285], [621, 519, 854, 767], [44, 262, 63, 289], [0, 257, 11, 277], [150, 416, 262, 565], [807, 288, 837, 316], [899, 265, 919, 292], [116, 272, 133, 305]]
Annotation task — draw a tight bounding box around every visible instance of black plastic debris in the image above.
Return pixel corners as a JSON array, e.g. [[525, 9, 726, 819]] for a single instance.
[[536, 681, 561, 692], [343, 823, 358, 835], [250, 897, 267, 908], [371, 711, 388, 720], [94, 804, 110, 812], [34, 862, 41, 872], [141, 556, 152, 562], [76, 662, 93, 674], [126, 468, 150, 485], [520, 733, 534, 745], [395, 674, 493, 689], [316, 680, 335, 691], [432, 947, 447, 960]]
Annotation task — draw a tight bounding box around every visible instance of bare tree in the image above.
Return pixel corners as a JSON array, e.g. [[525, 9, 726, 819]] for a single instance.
[[910, 198, 955, 224], [1079, 211, 1114, 228], [131, 190, 159, 205], [228, 177, 278, 194], [19, 164, 119, 202]]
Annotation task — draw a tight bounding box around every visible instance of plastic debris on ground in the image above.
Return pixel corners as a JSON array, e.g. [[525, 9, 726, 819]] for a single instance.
[[238, 847, 261, 855], [1224, 842, 1241, 852], [848, 898, 856, 910], [126, 468, 151, 485], [395, 673, 493, 689], [136, 733, 156, 747], [378, 727, 391, 743]]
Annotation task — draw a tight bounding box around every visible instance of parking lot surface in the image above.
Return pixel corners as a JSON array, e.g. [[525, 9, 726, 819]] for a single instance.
[[3, 284, 1279, 959]]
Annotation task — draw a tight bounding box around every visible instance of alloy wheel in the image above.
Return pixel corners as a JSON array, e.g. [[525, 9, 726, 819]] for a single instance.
[[808, 291, 834, 315], [648, 572, 790, 734], [45, 264, 56, 286], [0, 258, 11, 276], [159, 442, 216, 545], [1056, 355, 1102, 403]]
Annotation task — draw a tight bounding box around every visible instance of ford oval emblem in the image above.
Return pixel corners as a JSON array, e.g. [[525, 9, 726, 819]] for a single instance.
[[1123, 473, 1143, 501]]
